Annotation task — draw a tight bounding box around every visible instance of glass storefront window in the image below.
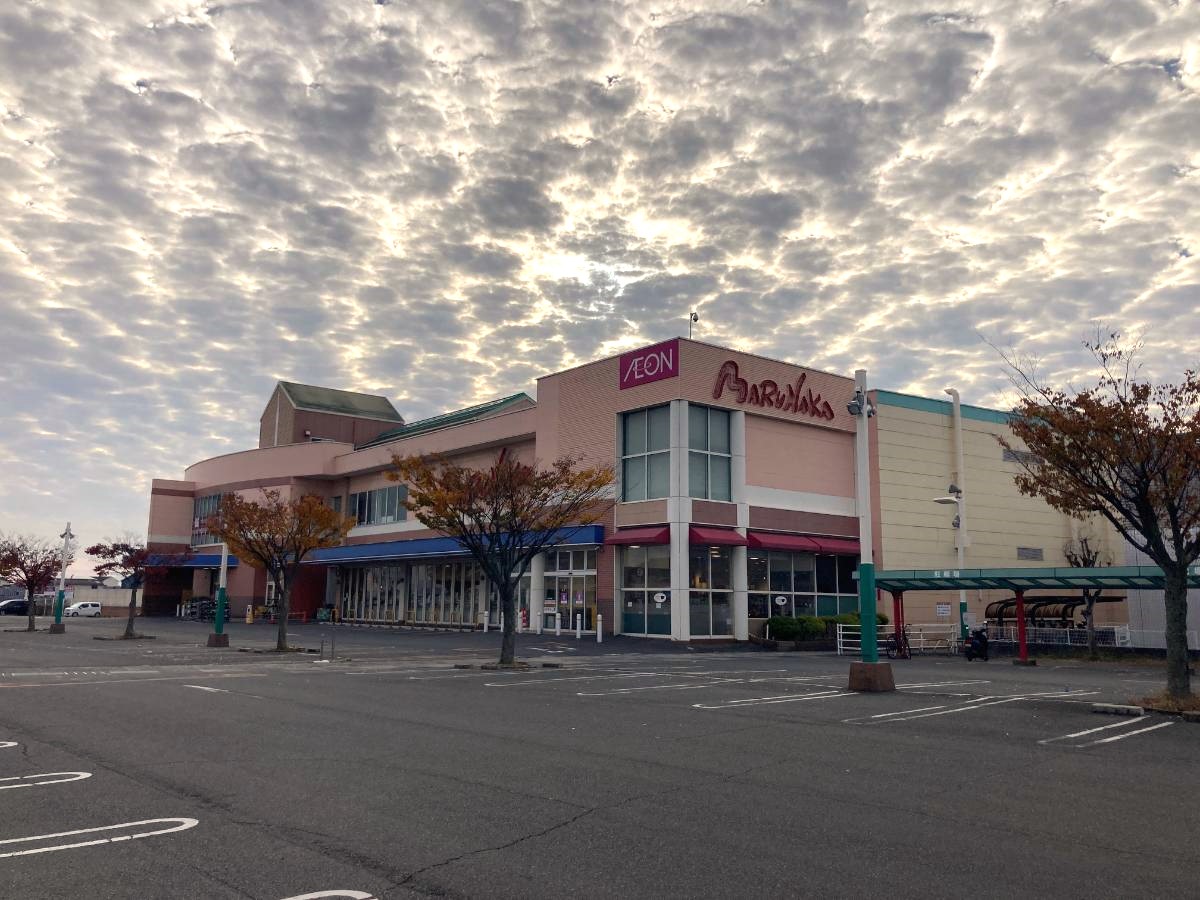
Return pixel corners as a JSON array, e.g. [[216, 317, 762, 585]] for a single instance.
[[688, 545, 732, 637], [622, 405, 670, 501], [687, 405, 732, 501], [748, 551, 769, 592], [816, 555, 838, 593], [747, 551, 858, 620], [622, 544, 671, 635]]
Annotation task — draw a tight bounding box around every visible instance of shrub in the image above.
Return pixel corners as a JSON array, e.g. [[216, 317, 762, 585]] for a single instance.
[[765, 616, 801, 640], [794, 616, 827, 641]]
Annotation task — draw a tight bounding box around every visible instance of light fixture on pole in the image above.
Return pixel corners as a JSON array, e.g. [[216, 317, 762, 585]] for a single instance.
[[49, 523, 73, 635], [846, 370, 894, 692], [932, 485, 968, 637], [688, 311, 699, 338]]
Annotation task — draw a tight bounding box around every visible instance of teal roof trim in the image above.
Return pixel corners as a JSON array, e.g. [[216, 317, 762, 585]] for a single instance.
[[876, 390, 1011, 425], [359, 393, 533, 449], [875, 565, 1200, 592]]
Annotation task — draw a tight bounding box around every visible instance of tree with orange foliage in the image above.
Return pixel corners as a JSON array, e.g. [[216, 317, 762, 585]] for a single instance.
[[207, 490, 355, 651], [1000, 335, 1199, 699], [390, 450, 614, 666], [0, 534, 73, 633]]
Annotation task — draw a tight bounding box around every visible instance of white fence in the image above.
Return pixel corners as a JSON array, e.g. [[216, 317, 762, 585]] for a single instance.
[[836, 623, 958, 656], [983, 623, 1132, 648]]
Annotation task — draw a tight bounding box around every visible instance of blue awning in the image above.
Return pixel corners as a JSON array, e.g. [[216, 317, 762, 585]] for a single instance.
[[305, 525, 605, 566], [147, 554, 239, 569]]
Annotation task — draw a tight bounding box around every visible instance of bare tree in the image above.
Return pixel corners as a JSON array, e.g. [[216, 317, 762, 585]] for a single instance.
[[1062, 533, 1111, 659]]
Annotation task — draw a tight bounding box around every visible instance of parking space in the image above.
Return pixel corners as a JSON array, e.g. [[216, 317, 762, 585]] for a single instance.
[[1, 624, 1196, 898]]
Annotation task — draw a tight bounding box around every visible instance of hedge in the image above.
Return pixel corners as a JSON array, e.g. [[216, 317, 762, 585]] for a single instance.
[[764, 611, 889, 641]]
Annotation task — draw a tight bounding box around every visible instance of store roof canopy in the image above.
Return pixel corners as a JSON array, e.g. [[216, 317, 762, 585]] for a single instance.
[[307, 525, 605, 565], [146, 554, 239, 569], [689, 525, 747, 546], [874, 565, 1200, 593], [605, 526, 670, 546], [747, 532, 859, 555]]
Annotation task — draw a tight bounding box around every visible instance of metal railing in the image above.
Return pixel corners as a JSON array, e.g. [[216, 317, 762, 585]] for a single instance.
[[836, 623, 958, 656], [983, 623, 1131, 647]]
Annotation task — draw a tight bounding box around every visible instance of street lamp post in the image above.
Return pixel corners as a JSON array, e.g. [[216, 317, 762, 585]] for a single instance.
[[207, 543, 230, 648], [933, 490, 969, 639], [846, 370, 894, 692], [49, 523, 73, 635]]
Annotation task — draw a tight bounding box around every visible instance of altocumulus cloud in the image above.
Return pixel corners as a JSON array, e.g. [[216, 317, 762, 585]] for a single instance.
[[0, 0, 1197, 553]]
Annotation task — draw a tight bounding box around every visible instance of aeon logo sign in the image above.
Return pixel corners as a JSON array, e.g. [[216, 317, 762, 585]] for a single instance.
[[619, 339, 679, 390]]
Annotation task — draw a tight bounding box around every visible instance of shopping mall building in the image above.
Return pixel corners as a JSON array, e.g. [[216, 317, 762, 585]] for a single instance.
[[144, 338, 1127, 640]]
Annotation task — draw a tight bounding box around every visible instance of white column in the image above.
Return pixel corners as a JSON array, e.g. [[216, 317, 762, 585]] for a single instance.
[[730, 410, 749, 640], [530, 552, 546, 633], [669, 399, 691, 641]]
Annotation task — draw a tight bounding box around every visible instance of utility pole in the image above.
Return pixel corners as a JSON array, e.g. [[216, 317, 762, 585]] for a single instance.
[[49, 523, 73, 635], [846, 371, 894, 692]]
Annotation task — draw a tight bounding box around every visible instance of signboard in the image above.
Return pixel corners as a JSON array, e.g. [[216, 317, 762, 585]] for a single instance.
[[619, 339, 679, 390], [936, 602, 951, 617], [713, 360, 836, 422], [774, 596, 787, 607], [652, 592, 668, 605]]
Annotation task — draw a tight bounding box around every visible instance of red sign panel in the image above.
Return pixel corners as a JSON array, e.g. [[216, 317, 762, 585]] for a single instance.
[[712, 360, 836, 422], [619, 339, 679, 390]]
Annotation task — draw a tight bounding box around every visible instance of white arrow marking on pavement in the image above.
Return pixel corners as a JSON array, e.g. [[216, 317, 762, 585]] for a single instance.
[[0, 772, 91, 790], [278, 892, 378, 900], [0, 817, 198, 859]]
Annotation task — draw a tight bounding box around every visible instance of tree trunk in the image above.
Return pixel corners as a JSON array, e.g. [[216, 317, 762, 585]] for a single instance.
[[1163, 565, 1193, 699], [499, 580, 517, 665], [25, 586, 35, 632], [1084, 594, 1097, 659], [276, 576, 289, 651], [124, 584, 137, 638]]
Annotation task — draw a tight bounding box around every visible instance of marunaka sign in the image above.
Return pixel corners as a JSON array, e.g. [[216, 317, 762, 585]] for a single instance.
[[713, 360, 836, 421], [618, 339, 837, 423]]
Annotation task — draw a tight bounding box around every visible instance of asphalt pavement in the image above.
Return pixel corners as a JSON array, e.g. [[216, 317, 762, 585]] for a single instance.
[[1, 617, 1196, 899]]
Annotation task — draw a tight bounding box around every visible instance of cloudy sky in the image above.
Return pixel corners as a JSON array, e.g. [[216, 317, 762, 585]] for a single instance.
[[1, 0, 1197, 566]]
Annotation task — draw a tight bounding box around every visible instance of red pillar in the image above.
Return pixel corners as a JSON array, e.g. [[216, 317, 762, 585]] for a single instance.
[[892, 591, 904, 643], [1015, 589, 1028, 663]]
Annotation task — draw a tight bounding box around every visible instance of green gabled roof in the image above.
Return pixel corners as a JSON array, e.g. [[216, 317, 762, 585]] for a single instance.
[[358, 393, 534, 448], [278, 381, 403, 422]]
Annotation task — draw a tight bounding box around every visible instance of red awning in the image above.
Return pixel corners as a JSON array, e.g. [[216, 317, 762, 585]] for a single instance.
[[688, 525, 747, 546], [604, 525, 670, 546], [810, 537, 860, 555], [747, 531, 819, 552]]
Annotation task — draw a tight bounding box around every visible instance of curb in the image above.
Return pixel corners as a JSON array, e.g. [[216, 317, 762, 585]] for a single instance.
[[1183, 711, 1200, 723], [1092, 703, 1144, 716]]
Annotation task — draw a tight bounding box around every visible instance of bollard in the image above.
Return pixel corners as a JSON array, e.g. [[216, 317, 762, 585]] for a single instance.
[[500, 613, 505, 633], [330, 632, 335, 662], [320, 637, 325, 660], [555, 612, 561, 637], [176, 603, 182, 619], [575, 613, 582, 640], [483, 611, 489, 633], [597, 614, 602, 644]]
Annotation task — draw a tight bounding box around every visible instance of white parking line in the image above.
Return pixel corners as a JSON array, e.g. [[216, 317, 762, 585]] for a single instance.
[[693, 690, 855, 710], [895, 680, 990, 689], [579, 678, 749, 696], [868, 697, 1025, 723], [484, 672, 666, 687], [0, 673, 267, 691], [1038, 718, 1143, 744], [279, 891, 377, 899], [0, 742, 16, 750], [0, 818, 198, 859], [0, 772, 91, 791], [183, 685, 229, 693], [1082, 720, 1175, 746]]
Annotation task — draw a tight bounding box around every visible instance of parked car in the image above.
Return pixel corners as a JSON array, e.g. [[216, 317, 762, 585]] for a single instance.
[[65, 601, 103, 617], [0, 598, 29, 615]]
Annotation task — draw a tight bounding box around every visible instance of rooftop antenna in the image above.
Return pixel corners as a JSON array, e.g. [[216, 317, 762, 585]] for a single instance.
[[688, 311, 699, 339]]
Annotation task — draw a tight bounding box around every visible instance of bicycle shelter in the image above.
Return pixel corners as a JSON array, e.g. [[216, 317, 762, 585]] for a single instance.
[[873, 565, 1200, 662]]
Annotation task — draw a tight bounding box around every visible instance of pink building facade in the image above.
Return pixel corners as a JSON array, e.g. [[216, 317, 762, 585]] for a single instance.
[[147, 338, 1110, 639]]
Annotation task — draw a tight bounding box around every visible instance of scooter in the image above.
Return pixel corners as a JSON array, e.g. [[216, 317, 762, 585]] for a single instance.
[[964, 627, 989, 661]]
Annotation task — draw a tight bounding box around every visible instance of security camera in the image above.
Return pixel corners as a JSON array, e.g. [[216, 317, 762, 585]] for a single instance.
[[689, 311, 699, 323], [847, 396, 863, 416]]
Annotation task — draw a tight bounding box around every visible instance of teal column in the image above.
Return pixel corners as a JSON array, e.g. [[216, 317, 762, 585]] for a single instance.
[[53, 589, 65, 625], [959, 598, 969, 640], [858, 562, 878, 663]]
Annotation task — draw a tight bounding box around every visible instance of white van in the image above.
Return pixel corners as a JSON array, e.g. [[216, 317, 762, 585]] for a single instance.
[[65, 601, 103, 617]]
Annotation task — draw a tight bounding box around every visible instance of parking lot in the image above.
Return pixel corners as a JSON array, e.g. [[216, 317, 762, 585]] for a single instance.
[[1, 618, 1196, 898]]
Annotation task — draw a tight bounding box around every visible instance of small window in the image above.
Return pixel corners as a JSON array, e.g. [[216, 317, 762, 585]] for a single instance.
[[687, 405, 732, 500], [1017, 546, 1044, 561], [621, 405, 670, 501]]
